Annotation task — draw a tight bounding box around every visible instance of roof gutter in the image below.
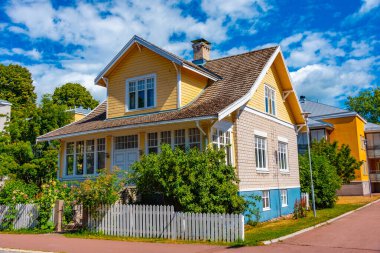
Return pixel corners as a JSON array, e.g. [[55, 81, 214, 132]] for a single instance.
[[37, 115, 218, 142]]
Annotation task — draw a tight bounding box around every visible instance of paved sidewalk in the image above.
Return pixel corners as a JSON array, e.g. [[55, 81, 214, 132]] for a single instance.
[[1, 201, 379, 253]]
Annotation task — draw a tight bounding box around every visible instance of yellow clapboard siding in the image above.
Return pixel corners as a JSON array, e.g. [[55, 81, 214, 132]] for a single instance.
[[107, 45, 178, 118], [181, 68, 208, 106], [248, 64, 296, 124]]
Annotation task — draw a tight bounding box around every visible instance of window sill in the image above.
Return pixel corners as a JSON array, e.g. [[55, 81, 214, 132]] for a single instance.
[[280, 170, 290, 175], [263, 207, 271, 211], [256, 169, 270, 174], [125, 106, 156, 113], [282, 204, 288, 207], [61, 175, 98, 181]]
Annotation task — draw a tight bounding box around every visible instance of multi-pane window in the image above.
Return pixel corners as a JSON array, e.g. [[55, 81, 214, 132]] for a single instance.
[[147, 132, 158, 154], [281, 189, 288, 207], [65, 139, 106, 177], [265, 85, 276, 115], [115, 135, 138, 150], [278, 142, 288, 171], [255, 136, 267, 170], [310, 129, 326, 142], [97, 138, 106, 171], [262, 190, 270, 210], [212, 128, 233, 165], [160, 131, 171, 145], [86, 140, 95, 174], [66, 142, 74, 176], [127, 76, 155, 110], [174, 129, 186, 150], [76, 141, 84, 175], [188, 128, 201, 149]]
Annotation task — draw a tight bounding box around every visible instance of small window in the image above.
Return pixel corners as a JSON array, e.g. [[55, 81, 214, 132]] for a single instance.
[[66, 142, 75, 176], [360, 136, 366, 150], [115, 135, 138, 150], [310, 129, 326, 142], [174, 129, 186, 150], [160, 131, 171, 146], [281, 189, 288, 207], [97, 138, 106, 172], [265, 85, 276, 115], [255, 136, 267, 170], [127, 75, 155, 111], [278, 142, 289, 172], [86, 140, 95, 174], [262, 190, 270, 210], [76, 141, 84, 175], [212, 128, 233, 165], [188, 128, 201, 149], [362, 161, 368, 175], [147, 132, 158, 154]]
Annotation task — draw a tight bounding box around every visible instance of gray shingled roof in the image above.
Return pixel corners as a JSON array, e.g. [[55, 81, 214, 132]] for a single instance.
[[300, 100, 349, 117], [365, 122, 380, 132], [308, 118, 333, 129]]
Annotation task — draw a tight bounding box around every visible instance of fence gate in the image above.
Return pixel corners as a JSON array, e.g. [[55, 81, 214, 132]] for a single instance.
[[61, 203, 84, 231]]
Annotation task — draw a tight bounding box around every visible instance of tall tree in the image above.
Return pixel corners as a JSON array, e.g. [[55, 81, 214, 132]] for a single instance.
[[346, 87, 380, 123], [52, 83, 99, 109], [0, 64, 36, 109]]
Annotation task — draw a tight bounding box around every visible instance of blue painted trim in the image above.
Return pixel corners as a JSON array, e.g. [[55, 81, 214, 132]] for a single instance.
[[239, 187, 301, 222]]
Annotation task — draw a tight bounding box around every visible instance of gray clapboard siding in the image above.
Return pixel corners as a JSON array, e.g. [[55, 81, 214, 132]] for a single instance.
[[88, 204, 244, 242]]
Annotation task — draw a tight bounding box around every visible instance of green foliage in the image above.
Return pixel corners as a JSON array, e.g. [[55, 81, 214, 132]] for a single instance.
[[52, 83, 99, 110], [0, 179, 38, 205], [346, 87, 380, 123], [130, 144, 245, 214], [0, 64, 36, 109], [311, 140, 361, 184], [36, 180, 73, 229], [299, 152, 341, 208], [244, 194, 262, 226], [72, 171, 124, 210]]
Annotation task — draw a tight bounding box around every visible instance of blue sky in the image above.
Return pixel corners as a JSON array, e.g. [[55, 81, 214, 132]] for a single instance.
[[0, 0, 379, 107]]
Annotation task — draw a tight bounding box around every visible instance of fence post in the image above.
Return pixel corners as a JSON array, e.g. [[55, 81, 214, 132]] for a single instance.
[[54, 200, 64, 232], [239, 214, 245, 241]]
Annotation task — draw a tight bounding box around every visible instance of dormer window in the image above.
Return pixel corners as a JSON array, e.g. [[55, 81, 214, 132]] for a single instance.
[[126, 74, 156, 111], [265, 85, 276, 115]]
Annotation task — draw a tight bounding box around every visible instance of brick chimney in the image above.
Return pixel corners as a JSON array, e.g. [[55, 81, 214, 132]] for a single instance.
[[191, 38, 211, 65]]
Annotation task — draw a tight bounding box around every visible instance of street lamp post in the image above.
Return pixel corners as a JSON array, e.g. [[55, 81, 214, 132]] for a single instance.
[[302, 112, 317, 218]]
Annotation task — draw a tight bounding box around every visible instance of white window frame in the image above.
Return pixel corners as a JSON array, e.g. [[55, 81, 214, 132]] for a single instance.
[[188, 128, 201, 149], [264, 84, 276, 116], [125, 73, 157, 112], [147, 132, 159, 154], [255, 135, 268, 171], [281, 189, 288, 207], [278, 141, 289, 172], [262, 190, 270, 211], [64, 138, 106, 179], [212, 127, 234, 166]]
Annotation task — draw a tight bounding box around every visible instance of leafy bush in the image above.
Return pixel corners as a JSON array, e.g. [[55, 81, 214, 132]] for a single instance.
[[293, 197, 307, 219], [299, 152, 341, 208], [244, 194, 262, 226], [72, 171, 125, 209], [0, 179, 38, 205], [130, 144, 245, 214]]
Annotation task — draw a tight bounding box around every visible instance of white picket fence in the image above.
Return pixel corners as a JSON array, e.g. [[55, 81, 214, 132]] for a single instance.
[[88, 204, 244, 242], [0, 204, 39, 229]]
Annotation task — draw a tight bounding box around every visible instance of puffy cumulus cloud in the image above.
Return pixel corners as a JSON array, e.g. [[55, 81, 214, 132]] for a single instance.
[[282, 32, 378, 105], [357, 0, 380, 15], [4, 0, 269, 100], [0, 47, 42, 60]]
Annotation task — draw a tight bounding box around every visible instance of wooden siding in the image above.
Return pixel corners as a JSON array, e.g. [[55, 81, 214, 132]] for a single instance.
[[235, 109, 300, 191], [107, 45, 178, 118], [248, 64, 296, 124], [181, 68, 208, 107]]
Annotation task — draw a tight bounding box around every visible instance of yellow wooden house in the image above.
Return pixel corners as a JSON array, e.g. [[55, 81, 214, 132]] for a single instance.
[[38, 36, 305, 221]]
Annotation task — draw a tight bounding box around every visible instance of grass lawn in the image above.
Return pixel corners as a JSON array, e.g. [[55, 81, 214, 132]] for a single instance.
[[243, 195, 380, 246]]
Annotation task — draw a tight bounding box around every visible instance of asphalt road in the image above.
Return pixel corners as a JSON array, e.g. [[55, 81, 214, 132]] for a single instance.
[[0, 200, 379, 253]]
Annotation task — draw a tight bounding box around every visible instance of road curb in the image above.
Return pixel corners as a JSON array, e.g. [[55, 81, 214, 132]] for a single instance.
[[0, 248, 55, 253], [262, 198, 380, 245]]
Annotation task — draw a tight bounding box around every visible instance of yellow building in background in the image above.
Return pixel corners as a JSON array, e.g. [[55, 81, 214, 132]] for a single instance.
[[298, 97, 370, 195], [66, 107, 91, 122]]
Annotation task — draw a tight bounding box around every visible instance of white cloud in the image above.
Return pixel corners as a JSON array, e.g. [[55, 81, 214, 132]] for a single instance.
[[4, 0, 270, 101], [357, 0, 380, 15], [0, 47, 42, 60]]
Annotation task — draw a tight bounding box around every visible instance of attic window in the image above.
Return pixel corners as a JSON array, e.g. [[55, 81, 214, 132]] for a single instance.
[[265, 85, 276, 116], [126, 74, 156, 111]]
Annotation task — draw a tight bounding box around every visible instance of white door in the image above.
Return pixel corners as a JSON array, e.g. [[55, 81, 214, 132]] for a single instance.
[[113, 149, 139, 172]]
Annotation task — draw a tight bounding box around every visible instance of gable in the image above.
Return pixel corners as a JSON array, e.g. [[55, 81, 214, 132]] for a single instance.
[[107, 44, 178, 118], [247, 54, 304, 125]]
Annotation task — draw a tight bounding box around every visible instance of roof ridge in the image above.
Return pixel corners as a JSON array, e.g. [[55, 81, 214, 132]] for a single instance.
[[208, 45, 279, 62]]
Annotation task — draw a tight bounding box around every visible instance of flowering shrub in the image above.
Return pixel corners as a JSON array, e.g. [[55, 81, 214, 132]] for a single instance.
[[293, 197, 307, 219]]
